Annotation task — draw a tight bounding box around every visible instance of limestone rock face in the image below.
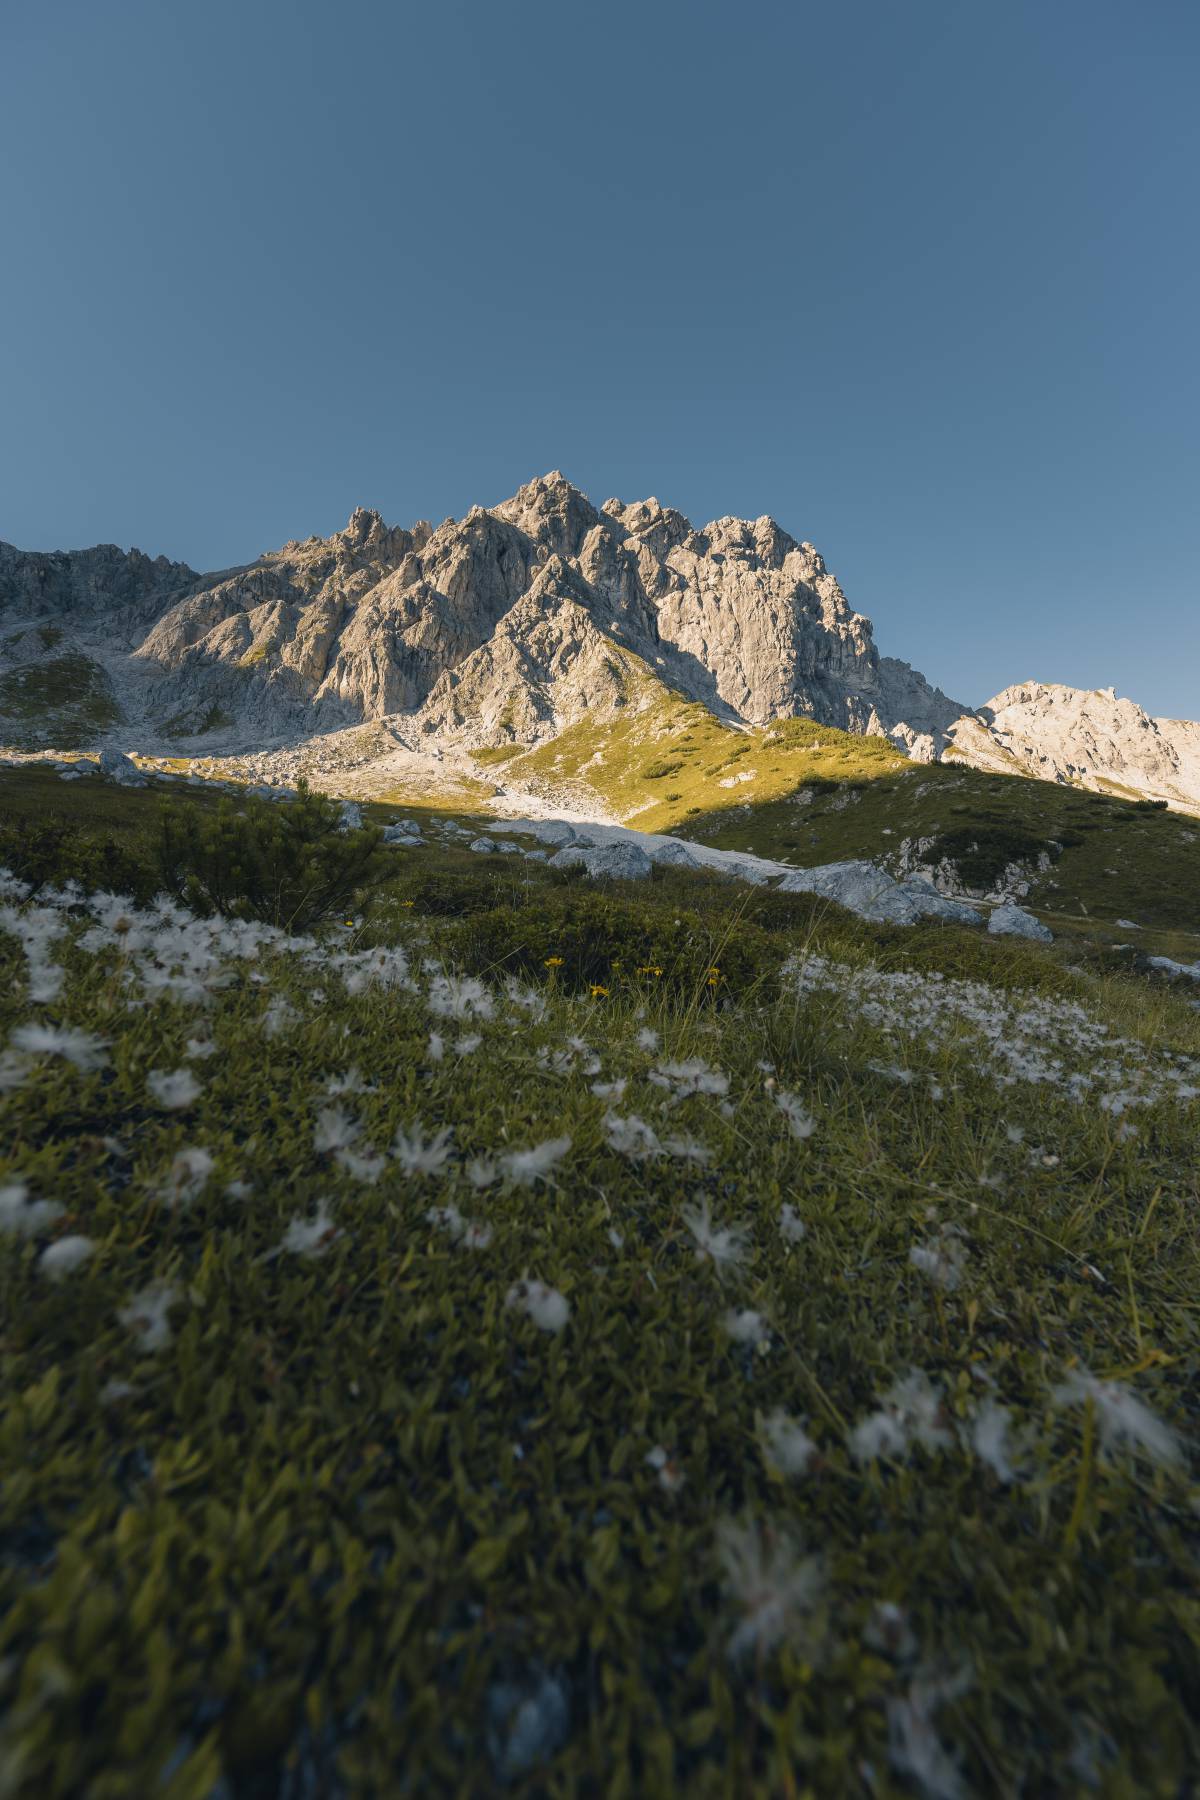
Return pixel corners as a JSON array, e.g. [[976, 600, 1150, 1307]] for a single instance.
[[0, 472, 966, 753], [6, 479, 1195, 819], [946, 683, 1200, 814]]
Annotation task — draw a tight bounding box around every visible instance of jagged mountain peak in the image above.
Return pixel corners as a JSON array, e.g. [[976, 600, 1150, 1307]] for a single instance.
[[6, 474, 1193, 813]]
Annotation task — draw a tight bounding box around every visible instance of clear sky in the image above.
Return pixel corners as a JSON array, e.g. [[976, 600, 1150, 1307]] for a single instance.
[[2, 0, 1197, 716]]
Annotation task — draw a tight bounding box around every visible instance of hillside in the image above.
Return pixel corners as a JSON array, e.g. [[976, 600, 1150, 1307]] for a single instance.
[[0, 769, 1197, 1794]]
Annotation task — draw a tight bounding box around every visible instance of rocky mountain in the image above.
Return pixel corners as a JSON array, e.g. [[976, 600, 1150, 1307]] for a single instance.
[[2, 473, 1196, 813], [0, 473, 964, 755], [946, 682, 1200, 812]]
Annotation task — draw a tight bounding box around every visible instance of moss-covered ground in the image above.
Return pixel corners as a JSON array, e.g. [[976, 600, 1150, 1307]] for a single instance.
[[0, 773, 1198, 1795], [0, 656, 123, 750]]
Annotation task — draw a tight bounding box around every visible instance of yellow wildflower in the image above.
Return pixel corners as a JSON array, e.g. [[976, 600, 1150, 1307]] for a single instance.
[[544, 955, 564, 968], [590, 983, 610, 998]]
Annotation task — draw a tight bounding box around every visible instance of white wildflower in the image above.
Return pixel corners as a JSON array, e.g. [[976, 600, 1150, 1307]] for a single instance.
[[716, 1518, 825, 1661], [635, 1027, 659, 1053], [325, 1066, 373, 1096], [500, 1135, 572, 1186], [724, 1307, 769, 1347], [465, 1155, 499, 1190], [0, 1182, 64, 1237], [865, 1601, 916, 1661], [780, 1202, 806, 1243], [147, 1068, 202, 1111], [604, 1112, 662, 1160], [969, 1397, 1025, 1483], [849, 1370, 953, 1463], [645, 1445, 685, 1493], [650, 1058, 729, 1099], [427, 1031, 445, 1062], [313, 1106, 361, 1154], [909, 1224, 968, 1292], [277, 1199, 339, 1258], [683, 1199, 747, 1275], [392, 1123, 454, 1177], [426, 973, 494, 1022], [262, 998, 299, 1039], [454, 1032, 482, 1056], [1052, 1366, 1182, 1468], [759, 1409, 818, 1478], [590, 1078, 627, 1102], [334, 1147, 387, 1184], [117, 1280, 178, 1353], [11, 1022, 109, 1072], [158, 1147, 215, 1208], [661, 1132, 711, 1165], [505, 1277, 570, 1333], [39, 1235, 95, 1279], [886, 1669, 971, 1800], [774, 1090, 817, 1139], [427, 1202, 492, 1249]]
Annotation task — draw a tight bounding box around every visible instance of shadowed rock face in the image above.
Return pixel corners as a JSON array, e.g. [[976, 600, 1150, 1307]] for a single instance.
[[1, 471, 966, 752]]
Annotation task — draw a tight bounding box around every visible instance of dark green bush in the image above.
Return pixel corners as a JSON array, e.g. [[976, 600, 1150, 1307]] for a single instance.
[[0, 816, 158, 903], [927, 824, 1053, 890], [155, 785, 390, 931]]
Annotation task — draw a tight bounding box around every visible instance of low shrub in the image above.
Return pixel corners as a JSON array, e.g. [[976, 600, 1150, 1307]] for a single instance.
[[154, 785, 390, 931], [0, 816, 158, 903], [926, 824, 1053, 891]]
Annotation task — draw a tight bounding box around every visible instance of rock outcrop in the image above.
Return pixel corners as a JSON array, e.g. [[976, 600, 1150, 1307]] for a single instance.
[[4, 480, 1196, 817], [946, 683, 1200, 815], [0, 473, 965, 755]]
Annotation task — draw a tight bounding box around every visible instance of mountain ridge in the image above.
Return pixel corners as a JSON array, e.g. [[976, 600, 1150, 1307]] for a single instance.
[[1, 472, 1196, 812]]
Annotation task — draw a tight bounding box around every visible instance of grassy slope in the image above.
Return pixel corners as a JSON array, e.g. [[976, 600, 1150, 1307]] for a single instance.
[[0, 776, 1198, 1794], [0, 655, 123, 749], [476, 679, 1200, 946]]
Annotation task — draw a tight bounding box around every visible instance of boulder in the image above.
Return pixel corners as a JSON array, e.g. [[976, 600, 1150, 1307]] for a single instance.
[[338, 801, 364, 832], [900, 873, 983, 927], [98, 749, 141, 786], [988, 903, 1053, 943], [776, 859, 923, 924], [551, 841, 653, 881], [1143, 954, 1200, 982], [645, 839, 703, 869], [469, 836, 497, 854]]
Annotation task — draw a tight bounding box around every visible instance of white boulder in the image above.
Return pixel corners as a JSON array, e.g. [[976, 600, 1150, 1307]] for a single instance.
[[552, 841, 653, 881], [987, 903, 1053, 943]]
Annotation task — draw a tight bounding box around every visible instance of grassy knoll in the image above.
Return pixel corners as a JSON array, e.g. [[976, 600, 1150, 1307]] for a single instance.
[[0, 656, 123, 750], [476, 683, 1200, 940], [0, 777, 1197, 1794]]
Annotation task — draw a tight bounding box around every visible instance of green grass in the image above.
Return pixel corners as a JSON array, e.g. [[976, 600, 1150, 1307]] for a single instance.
[[0, 777, 1198, 1794], [472, 678, 1200, 941], [0, 655, 122, 749]]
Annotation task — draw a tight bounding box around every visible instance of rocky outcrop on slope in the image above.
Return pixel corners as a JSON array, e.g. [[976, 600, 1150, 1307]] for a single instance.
[[0, 473, 965, 753], [945, 683, 1200, 814]]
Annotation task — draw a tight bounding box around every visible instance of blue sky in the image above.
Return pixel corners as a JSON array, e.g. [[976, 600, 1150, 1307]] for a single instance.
[[2, 0, 1197, 715]]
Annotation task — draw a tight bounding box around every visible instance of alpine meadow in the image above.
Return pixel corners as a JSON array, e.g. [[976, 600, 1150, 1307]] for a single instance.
[[3, 1, 1200, 1793]]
